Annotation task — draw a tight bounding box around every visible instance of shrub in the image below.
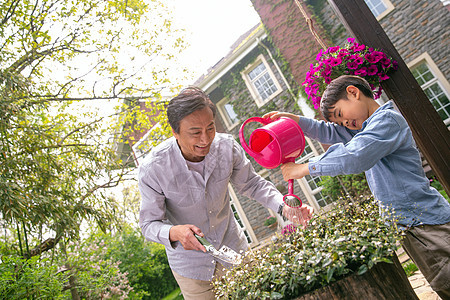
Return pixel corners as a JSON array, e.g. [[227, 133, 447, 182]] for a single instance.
[[0, 256, 66, 299], [213, 197, 400, 299], [264, 216, 277, 227]]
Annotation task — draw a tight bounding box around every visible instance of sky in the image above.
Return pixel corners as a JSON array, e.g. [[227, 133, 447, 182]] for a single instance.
[[167, 0, 262, 85]]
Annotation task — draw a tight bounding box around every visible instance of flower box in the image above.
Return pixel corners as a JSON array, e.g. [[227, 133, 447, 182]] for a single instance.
[[213, 198, 417, 299]]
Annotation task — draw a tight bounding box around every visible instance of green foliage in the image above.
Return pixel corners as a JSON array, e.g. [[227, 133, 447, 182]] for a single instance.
[[402, 261, 418, 277], [264, 216, 277, 227], [319, 173, 371, 200], [1, 0, 185, 258], [0, 256, 66, 299], [213, 197, 400, 299], [430, 176, 449, 203], [84, 226, 178, 299]]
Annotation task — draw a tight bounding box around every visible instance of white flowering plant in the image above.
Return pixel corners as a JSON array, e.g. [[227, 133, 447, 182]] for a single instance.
[[213, 197, 401, 299]]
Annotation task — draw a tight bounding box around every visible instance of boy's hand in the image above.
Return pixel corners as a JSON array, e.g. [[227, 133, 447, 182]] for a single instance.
[[263, 111, 300, 123], [281, 162, 310, 180]]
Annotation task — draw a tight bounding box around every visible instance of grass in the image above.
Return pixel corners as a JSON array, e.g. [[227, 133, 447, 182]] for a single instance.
[[162, 288, 183, 300], [402, 261, 419, 277]]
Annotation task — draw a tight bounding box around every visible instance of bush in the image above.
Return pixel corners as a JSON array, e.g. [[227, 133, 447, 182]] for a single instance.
[[0, 256, 66, 299], [89, 226, 179, 299], [264, 216, 277, 227], [213, 197, 400, 299], [319, 173, 371, 200]]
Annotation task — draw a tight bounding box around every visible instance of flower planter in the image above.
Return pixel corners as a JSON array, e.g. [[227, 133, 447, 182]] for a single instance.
[[294, 253, 418, 300]]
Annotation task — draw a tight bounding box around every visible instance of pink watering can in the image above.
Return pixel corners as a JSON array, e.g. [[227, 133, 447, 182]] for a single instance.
[[239, 117, 306, 207]]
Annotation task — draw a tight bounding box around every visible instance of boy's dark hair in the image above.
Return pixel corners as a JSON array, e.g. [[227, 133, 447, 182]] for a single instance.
[[320, 75, 374, 121], [167, 86, 216, 133]]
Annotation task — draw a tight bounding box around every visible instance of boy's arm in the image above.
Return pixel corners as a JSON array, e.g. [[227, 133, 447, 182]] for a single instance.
[[308, 112, 405, 177], [263, 111, 357, 144], [298, 116, 357, 145]]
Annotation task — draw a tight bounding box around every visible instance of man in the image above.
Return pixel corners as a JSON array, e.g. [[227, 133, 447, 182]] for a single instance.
[[138, 86, 313, 299]]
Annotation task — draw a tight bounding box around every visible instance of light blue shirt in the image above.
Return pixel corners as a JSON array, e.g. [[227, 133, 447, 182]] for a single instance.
[[302, 101, 450, 227], [138, 133, 284, 281]]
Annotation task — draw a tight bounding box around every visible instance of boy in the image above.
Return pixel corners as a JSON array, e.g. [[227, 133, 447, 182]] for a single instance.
[[265, 75, 450, 299]]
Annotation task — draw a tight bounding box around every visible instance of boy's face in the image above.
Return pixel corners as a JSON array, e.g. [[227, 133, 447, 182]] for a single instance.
[[328, 86, 370, 130]]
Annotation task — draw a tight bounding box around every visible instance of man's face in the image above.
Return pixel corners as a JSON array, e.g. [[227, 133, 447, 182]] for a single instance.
[[173, 106, 216, 162]]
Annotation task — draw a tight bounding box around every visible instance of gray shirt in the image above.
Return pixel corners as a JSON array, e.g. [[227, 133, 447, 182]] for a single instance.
[[138, 133, 283, 280]]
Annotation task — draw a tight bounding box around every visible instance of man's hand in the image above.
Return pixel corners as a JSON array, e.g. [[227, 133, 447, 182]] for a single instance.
[[281, 162, 310, 180], [263, 111, 300, 123], [283, 204, 314, 228], [169, 224, 206, 252]]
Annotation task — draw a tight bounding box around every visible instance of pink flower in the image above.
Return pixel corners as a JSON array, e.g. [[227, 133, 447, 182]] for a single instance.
[[378, 73, 390, 81], [321, 64, 333, 76], [347, 37, 356, 44], [329, 57, 343, 66], [365, 52, 379, 63], [353, 44, 366, 52], [367, 65, 378, 75], [381, 58, 391, 68], [354, 67, 368, 76], [327, 46, 340, 53], [347, 61, 359, 69], [354, 56, 364, 65], [316, 49, 324, 61]]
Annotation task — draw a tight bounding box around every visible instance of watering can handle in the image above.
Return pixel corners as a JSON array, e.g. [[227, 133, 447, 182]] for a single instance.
[[239, 117, 273, 160]]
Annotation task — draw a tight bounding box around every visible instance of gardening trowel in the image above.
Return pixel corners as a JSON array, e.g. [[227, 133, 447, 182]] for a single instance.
[[194, 234, 242, 265]]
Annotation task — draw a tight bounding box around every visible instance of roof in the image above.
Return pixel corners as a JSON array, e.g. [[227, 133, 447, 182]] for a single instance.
[[194, 23, 265, 89]]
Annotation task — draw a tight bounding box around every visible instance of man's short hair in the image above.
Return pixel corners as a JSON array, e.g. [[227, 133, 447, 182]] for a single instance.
[[320, 75, 374, 121], [167, 86, 216, 133]]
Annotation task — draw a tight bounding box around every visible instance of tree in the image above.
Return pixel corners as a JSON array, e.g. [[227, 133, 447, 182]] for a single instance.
[[0, 0, 186, 257]]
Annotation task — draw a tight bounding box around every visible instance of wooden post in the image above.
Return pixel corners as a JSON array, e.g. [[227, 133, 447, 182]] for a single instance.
[[327, 0, 450, 195]]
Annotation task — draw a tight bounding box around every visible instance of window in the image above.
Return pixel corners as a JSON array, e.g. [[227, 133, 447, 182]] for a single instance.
[[217, 98, 239, 129], [227, 184, 257, 246], [364, 0, 394, 19], [408, 53, 450, 125], [242, 54, 282, 107], [296, 142, 334, 208]]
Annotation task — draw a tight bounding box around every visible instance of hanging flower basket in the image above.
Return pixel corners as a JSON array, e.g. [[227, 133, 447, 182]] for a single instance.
[[303, 38, 399, 109]]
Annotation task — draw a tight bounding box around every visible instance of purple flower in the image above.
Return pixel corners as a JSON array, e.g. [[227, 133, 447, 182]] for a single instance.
[[354, 56, 364, 65], [316, 49, 324, 61], [282, 224, 298, 236], [347, 61, 359, 69], [321, 64, 332, 76], [353, 44, 366, 51], [381, 58, 391, 68], [367, 65, 378, 76], [329, 57, 342, 66], [365, 52, 379, 63], [347, 37, 356, 44], [327, 46, 340, 53], [378, 73, 390, 81], [354, 67, 368, 76]]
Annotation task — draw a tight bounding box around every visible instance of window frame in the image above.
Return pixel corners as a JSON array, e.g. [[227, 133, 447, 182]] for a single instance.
[[217, 97, 240, 130], [407, 52, 450, 125], [364, 0, 394, 20], [241, 54, 282, 108], [227, 183, 258, 247]]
